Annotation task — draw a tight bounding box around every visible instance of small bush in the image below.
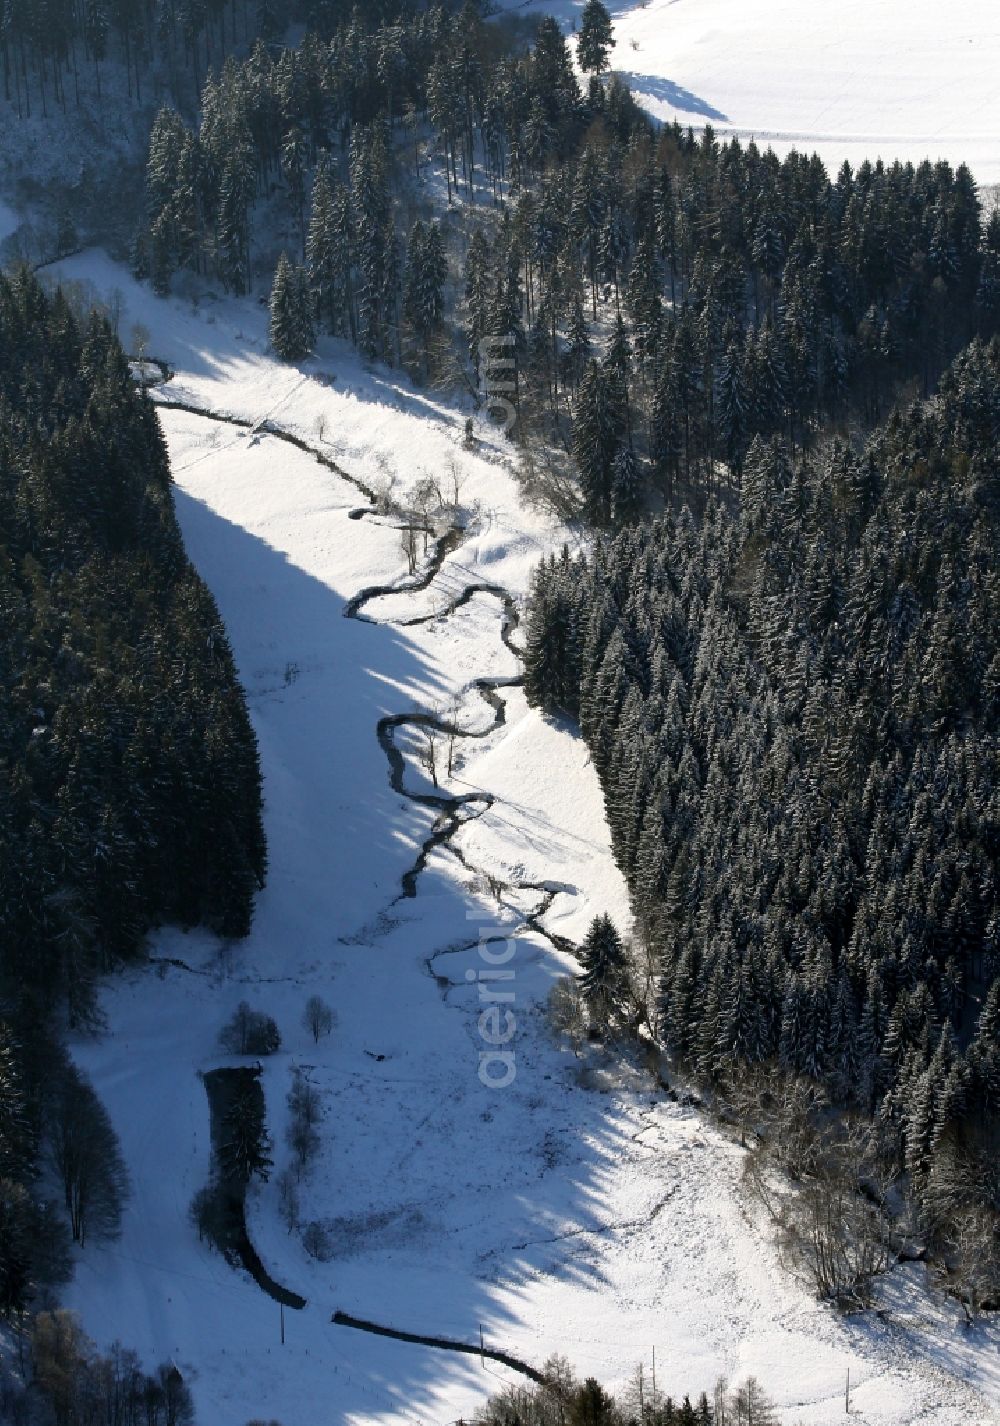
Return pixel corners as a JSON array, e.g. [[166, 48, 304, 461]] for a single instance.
[[277, 1168, 300, 1233], [189, 1180, 239, 1256], [301, 1220, 333, 1262], [546, 977, 586, 1052], [219, 1002, 281, 1056]]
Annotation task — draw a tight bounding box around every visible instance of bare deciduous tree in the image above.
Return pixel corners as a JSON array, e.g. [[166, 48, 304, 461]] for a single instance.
[[420, 726, 441, 787], [47, 1067, 129, 1246], [546, 978, 587, 1056], [515, 436, 583, 520], [442, 455, 467, 515], [742, 1103, 894, 1308], [302, 995, 335, 1044], [729, 1376, 777, 1426], [286, 1069, 322, 1173], [443, 699, 461, 778], [947, 1204, 1000, 1321], [401, 523, 419, 575], [130, 322, 151, 362], [411, 475, 442, 553]]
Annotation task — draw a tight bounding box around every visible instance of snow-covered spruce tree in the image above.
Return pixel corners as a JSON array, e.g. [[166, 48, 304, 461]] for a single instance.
[[579, 914, 628, 1025], [464, 228, 493, 380], [625, 233, 662, 371], [565, 296, 591, 391], [351, 125, 397, 363], [281, 124, 309, 256], [611, 442, 641, 525], [145, 106, 187, 224], [524, 548, 588, 717], [216, 145, 255, 296], [716, 337, 749, 475], [571, 146, 607, 317], [221, 1080, 272, 1188], [148, 211, 174, 297], [269, 251, 315, 361], [306, 159, 352, 337], [577, 0, 614, 77], [403, 219, 447, 374], [572, 360, 625, 525]]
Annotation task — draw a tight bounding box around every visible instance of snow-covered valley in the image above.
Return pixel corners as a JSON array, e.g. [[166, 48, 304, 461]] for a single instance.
[[1, 0, 997, 1417], [32, 250, 997, 1426]]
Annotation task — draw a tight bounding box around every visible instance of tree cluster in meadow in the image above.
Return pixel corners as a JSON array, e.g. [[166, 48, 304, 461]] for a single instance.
[[0, 1310, 194, 1426], [0, 1011, 137, 1335], [525, 338, 1000, 1301], [473, 1353, 777, 1426]]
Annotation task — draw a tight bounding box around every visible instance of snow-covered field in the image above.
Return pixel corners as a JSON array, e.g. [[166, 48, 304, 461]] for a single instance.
[[500, 0, 1000, 185], [39, 251, 999, 1426]]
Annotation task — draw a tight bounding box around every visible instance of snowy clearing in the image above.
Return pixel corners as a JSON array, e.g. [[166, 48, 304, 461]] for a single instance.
[[498, 0, 1000, 185], [36, 249, 1000, 1426]]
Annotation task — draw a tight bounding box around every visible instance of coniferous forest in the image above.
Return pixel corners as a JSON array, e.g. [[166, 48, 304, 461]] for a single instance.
[[129, 1, 997, 530], [523, 340, 1000, 1293], [0, 269, 265, 1418], [1, 0, 999, 1406], [0, 269, 266, 1030]]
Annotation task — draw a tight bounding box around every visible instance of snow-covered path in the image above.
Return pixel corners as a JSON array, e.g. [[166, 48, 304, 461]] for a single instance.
[[48, 251, 1000, 1426]]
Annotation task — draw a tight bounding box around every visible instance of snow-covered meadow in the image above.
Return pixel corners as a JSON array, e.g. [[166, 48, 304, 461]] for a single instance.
[[498, 0, 1000, 186], [33, 249, 998, 1426]]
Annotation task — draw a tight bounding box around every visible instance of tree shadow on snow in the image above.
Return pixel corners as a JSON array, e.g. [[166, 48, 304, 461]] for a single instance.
[[618, 71, 729, 123]]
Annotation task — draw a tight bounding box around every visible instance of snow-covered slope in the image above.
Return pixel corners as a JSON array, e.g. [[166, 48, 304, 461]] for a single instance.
[[502, 0, 1000, 184], [45, 253, 1000, 1426]]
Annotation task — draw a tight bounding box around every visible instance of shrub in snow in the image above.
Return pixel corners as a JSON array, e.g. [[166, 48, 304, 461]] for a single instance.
[[277, 1168, 300, 1234], [190, 1181, 231, 1249], [301, 1220, 333, 1262], [219, 1002, 281, 1056], [546, 977, 586, 1054]]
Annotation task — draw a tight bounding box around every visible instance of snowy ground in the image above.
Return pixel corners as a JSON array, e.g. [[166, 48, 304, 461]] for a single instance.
[[38, 253, 1000, 1425], [498, 0, 1000, 185]]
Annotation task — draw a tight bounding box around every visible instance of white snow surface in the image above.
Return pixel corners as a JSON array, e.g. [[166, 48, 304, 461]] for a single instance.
[[499, 0, 1000, 185], [42, 251, 1000, 1426]]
